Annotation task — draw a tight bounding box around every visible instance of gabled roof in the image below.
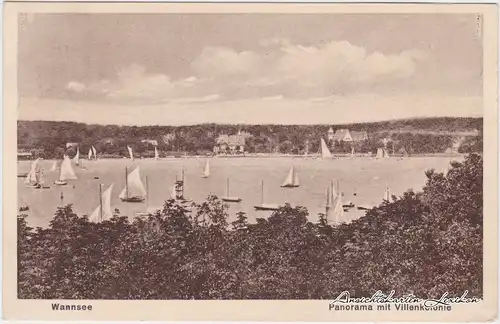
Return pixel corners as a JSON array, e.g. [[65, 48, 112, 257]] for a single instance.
[[216, 134, 246, 146], [333, 129, 350, 141], [141, 139, 158, 146], [350, 131, 368, 141]]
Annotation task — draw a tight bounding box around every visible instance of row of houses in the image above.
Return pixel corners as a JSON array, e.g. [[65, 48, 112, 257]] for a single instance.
[[212, 128, 370, 154], [327, 128, 369, 142]]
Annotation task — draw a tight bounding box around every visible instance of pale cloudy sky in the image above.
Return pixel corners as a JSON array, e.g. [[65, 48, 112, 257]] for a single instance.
[[18, 13, 483, 125]]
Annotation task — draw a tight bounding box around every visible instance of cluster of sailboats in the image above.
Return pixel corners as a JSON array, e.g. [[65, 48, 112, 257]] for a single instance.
[[19, 143, 393, 225], [319, 138, 392, 159]]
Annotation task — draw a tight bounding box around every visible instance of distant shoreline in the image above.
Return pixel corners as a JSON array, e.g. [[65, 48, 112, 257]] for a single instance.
[[18, 152, 467, 162]]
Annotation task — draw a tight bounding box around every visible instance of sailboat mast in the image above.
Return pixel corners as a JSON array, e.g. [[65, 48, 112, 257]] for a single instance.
[[125, 167, 129, 199], [146, 175, 149, 208], [99, 184, 103, 222], [226, 178, 229, 196], [261, 180, 264, 205], [325, 187, 331, 216]]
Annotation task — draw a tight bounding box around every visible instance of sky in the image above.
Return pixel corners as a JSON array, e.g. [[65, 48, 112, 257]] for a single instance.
[[18, 13, 483, 125]]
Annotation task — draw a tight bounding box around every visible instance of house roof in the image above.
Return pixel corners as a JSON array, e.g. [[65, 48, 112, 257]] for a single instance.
[[350, 131, 368, 141], [216, 134, 246, 146], [333, 129, 350, 141], [142, 139, 158, 146], [328, 127, 334, 133]]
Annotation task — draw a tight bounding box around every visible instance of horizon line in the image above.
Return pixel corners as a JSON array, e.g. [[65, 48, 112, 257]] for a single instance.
[[17, 115, 483, 128]]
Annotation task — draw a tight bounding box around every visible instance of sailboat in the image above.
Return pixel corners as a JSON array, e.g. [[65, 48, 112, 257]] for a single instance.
[[136, 176, 162, 216], [320, 138, 333, 159], [376, 147, 390, 159], [281, 166, 299, 188], [88, 147, 93, 160], [73, 147, 80, 166], [154, 146, 160, 160], [254, 180, 280, 211], [119, 166, 147, 202], [383, 186, 391, 202], [26, 159, 48, 189], [201, 160, 210, 178], [325, 180, 345, 225], [127, 146, 134, 160], [350, 147, 355, 158], [221, 178, 242, 203], [24, 158, 40, 185], [24, 158, 41, 186], [92, 146, 97, 160], [89, 184, 114, 223], [50, 161, 58, 172], [54, 155, 77, 185], [170, 184, 178, 200]]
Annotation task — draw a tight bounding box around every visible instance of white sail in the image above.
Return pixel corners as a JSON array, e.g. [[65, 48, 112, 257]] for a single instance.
[[325, 180, 344, 225], [25, 158, 41, 184], [321, 138, 333, 159], [293, 169, 299, 186], [119, 167, 147, 199], [350, 147, 355, 158], [282, 166, 299, 186], [383, 187, 391, 201], [330, 179, 338, 199], [88, 148, 93, 160], [89, 184, 114, 223], [127, 146, 134, 160], [50, 161, 57, 172], [331, 192, 345, 224], [202, 160, 210, 178], [36, 168, 44, 184], [282, 167, 293, 186], [73, 147, 80, 165], [154, 146, 159, 160], [383, 148, 390, 158], [59, 155, 77, 181], [92, 146, 97, 159], [171, 184, 177, 200], [376, 148, 384, 158]]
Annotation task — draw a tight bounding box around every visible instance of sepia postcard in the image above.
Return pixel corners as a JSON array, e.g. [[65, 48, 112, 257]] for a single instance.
[[2, 2, 499, 322]]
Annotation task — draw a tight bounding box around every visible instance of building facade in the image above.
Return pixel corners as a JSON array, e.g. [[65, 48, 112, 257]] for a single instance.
[[332, 129, 368, 142], [213, 134, 246, 154]]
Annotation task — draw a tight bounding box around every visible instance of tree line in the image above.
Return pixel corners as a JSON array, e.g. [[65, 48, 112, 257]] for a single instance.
[[17, 117, 482, 159], [18, 153, 483, 299]]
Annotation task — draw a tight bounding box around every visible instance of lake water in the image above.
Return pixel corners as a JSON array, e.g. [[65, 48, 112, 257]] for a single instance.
[[17, 156, 462, 228]]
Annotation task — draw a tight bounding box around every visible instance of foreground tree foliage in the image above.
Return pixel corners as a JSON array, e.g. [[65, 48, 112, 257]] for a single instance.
[[18, 154, 483, 299]]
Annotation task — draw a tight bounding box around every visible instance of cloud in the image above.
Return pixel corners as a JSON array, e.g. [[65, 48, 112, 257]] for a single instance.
[[66, 81, 86, 93], [66, 40, 428, 104], [191, 46, 263, 77], [263, 95, 284, 101], [188, 40, 428, 99]]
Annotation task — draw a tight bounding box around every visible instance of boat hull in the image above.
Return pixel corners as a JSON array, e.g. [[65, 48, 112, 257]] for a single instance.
[[221, 197, 242, 203], [121, 196, 145, 203], [281, 184, 299, 188], [17, 174, 28, 178], [254, 204, 280, 211], [54, 180, 67, 185]]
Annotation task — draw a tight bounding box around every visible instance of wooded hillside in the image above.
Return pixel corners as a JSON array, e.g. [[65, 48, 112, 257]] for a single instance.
[[17, 117, 482, 158]]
